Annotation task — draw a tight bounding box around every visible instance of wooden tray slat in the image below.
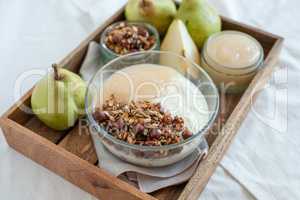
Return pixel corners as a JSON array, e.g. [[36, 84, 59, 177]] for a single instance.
[[6, 95, 32, 125], [58, 123, 98, 165], [151, 184, 185, 200], [24, 117, 67, 144], [205, 93, 242, 146]]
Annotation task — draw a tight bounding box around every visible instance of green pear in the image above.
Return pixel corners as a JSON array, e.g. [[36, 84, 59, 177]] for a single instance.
[[161, 19, 200, 65], [177, 0, 221, 48], [160, 19, 203, 78], [125, 0, 177, 35], [31, 64, 87, 131]]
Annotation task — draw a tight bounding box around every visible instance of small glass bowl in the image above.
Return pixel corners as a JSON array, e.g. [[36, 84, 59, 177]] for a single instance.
[[99, 21, 160, 64], [85, 51, 219, 167]]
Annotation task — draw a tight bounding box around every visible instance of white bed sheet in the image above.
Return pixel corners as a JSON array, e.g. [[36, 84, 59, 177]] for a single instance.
[[0, 0, 299, 199]]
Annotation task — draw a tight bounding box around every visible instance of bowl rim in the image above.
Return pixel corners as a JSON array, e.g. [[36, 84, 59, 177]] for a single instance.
[[85, 50, 219, 150]]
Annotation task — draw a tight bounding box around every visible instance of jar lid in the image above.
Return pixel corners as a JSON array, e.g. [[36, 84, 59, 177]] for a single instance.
[[203, 31, 264, 75]]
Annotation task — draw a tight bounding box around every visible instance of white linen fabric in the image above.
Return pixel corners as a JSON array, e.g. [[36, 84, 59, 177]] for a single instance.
[[0, 0, 299, 200], [79, 42, 103, 81], [91, 130, 207, 193]]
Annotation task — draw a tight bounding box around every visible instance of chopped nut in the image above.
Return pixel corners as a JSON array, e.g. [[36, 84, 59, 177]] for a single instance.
[[127, 136, 134, 144], [104, 22, 156, 55], [93, 95, 193, 146], [162, 113, 172, 124]]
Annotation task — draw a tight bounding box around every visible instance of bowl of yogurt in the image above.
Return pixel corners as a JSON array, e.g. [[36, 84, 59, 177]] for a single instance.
[[85, 51, 219, 167]]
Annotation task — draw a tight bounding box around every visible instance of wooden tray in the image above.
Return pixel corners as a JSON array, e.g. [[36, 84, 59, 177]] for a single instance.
[[0, 4, 283, 200]]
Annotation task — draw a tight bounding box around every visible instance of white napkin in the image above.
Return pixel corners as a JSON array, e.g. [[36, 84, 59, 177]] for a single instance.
[[92, 134, 202, 178], [80, 41, 209, 193], [79, 42, 103, 81], [91, 132, 208, 193], [136, 155, 204, 193]]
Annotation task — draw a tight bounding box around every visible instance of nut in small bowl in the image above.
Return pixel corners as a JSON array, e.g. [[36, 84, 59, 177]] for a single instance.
[[99, 21, 160, 64]]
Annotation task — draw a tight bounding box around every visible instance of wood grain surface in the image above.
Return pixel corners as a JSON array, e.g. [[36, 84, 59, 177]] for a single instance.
[[58, 122, 98, 165], [24, 117, 67, 144], [1, 118, 157, 200]]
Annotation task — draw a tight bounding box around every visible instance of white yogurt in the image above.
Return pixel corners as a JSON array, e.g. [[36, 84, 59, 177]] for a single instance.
[[99, 63, 209, 134]]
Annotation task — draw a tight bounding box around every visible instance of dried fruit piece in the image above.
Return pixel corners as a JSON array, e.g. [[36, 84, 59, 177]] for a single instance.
[[93, 110, 108, 122], [93, 95, 193, 146], [134, 123, 145, 134], [150, 129, 161, 139], [182, 128, 193, 139]]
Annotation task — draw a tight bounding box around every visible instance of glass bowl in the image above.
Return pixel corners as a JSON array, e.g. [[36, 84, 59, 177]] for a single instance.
[[99, 21, 160, 64], [85, 51, 219, 167]]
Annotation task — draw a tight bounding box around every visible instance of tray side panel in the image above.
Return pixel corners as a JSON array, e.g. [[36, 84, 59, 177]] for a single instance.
[[178, 38, 283, 200], [58, 120, 184, 200], [1, 118, 156, 200]]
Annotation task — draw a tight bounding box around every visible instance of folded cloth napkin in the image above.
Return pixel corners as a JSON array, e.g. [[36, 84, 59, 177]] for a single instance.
[[91, 132, 208, 193], [80, 41, 209, 193], [79, 41, 103, 81]]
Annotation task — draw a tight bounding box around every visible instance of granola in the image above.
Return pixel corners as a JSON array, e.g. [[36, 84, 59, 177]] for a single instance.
[[104, 22, 156, 55], [93, 95, 193, 146]]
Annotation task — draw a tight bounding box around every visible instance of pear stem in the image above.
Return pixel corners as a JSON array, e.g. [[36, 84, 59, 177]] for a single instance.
[[52, 64, 61, 80], [141, 0, 150, 7]]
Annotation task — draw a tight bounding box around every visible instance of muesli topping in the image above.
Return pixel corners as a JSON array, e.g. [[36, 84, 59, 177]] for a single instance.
[[104, 22, 156, 55], [93, 95, 193, 146]]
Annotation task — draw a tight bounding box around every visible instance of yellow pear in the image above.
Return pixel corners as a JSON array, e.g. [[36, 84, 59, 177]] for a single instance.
[[160, 19, 201, 73]]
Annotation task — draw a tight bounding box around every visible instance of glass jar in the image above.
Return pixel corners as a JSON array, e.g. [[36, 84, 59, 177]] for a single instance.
[[99, 21, 160, 64], [201, 31, 264, 93]]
